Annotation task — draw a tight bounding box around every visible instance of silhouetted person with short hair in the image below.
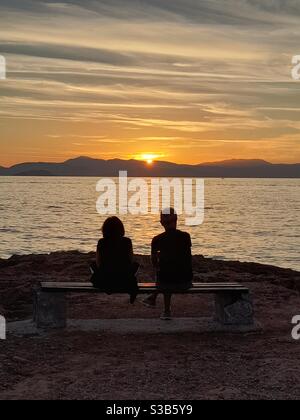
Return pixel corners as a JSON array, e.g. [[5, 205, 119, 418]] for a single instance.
[[143, 208, 193, 320], [91, 217, 139, 304]]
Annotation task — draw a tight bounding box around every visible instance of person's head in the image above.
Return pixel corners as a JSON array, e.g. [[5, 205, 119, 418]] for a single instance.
[[102, 216, 125, 239], [160, 208, 178, 231]]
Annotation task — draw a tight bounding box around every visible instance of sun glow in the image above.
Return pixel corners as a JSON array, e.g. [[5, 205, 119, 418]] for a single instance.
[[136, 153, 162, 164]]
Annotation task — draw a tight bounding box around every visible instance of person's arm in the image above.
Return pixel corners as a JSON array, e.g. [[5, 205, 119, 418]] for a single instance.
[[187, 233, 192, 256], [151, 238, 159, 269], [187, 233, 193, 278], [128, 239, 134, 264], [96, 242, 101, 268]]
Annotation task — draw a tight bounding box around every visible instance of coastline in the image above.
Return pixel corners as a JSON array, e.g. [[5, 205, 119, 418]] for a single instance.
[[0, 251, 299, 321]]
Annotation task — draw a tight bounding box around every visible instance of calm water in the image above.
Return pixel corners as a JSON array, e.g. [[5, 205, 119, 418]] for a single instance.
[[0, 177, 299, 271]]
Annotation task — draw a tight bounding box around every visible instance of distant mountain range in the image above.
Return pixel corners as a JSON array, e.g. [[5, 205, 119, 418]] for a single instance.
[[0, 157, 299, 178]]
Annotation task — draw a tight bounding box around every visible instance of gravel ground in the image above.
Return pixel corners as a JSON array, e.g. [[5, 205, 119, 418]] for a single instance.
[[0, 252, 299, 400]]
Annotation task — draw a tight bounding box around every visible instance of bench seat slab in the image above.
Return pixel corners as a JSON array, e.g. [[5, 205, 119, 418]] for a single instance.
[[33, 282, 253, 329]]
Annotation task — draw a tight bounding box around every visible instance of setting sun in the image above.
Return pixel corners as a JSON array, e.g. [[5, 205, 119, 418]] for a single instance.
[[136, 154, 161, 164]]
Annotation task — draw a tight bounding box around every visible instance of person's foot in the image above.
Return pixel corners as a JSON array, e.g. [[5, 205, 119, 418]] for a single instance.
[[142, 296, 156, 308], [160, 311, 172, 321]]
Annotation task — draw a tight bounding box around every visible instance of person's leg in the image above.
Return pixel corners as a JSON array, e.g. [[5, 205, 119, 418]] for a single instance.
[[90, 262, 100, 288], [142, 271, 160, 307], [164, 293, 171, 313], [129, 275, 139, 305], [161, 293, 172, 320]]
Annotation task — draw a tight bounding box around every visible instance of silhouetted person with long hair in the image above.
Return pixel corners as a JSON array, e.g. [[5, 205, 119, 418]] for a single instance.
[[143, 208, 193, 320], [91, 217, 139, 304]]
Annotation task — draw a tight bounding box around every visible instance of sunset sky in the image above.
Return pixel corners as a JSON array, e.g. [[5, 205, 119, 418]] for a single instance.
[[1, 0, 300, 166]]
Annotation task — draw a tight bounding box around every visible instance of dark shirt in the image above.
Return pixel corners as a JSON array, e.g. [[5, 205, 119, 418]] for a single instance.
[[94, 236, 139, 295], [151, 229, 193, 285], [97, 236, 133, 276]]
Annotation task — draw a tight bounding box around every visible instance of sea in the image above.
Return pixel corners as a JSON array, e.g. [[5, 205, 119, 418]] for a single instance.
[[0, 177, 299, 272]]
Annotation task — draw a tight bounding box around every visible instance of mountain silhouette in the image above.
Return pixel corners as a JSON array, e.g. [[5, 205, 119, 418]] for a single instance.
[[0, 166, 7, 175], [198, 159, 271, 167], [0, 157, 299, 178]]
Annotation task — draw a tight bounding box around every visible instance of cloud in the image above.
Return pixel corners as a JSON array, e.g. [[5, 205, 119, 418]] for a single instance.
[[0, 42, 136, 66], [4, 0, 299, 25], [0, 0, 300, 164]]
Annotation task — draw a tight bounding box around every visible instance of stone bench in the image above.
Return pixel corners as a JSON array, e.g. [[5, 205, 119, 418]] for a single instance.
[[33, 282, 254, 329]]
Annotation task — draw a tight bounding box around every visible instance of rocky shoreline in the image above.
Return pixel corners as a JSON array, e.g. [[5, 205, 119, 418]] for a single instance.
[[1, 252, 300, 400], [0, 251, 299, 321]]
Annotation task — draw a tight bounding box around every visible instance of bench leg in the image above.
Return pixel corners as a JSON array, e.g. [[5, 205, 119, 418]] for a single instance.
[[214, 292, 254, 326], [34, 287, 67, 329]]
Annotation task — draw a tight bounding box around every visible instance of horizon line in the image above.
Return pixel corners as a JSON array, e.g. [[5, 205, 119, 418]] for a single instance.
[[1, 156, 300, 169]]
